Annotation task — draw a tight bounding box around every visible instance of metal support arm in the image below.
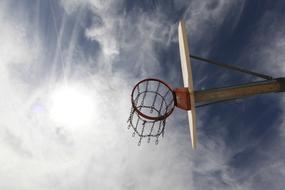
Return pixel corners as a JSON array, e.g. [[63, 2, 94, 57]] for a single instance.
[[174, 78, 285, 110], [195, 78, 285, 103]]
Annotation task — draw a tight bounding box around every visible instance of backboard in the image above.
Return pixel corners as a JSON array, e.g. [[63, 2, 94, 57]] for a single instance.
[[178, 20, 197, 149]]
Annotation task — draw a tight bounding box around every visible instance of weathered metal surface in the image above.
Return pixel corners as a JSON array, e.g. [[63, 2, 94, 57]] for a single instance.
[[174, 87, 191, 110], [276, 78, 285, 92], [195, 79, 284, 103]]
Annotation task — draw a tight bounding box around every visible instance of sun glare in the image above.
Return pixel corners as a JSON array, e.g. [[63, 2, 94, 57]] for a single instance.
[[48, 84, 96, 127]]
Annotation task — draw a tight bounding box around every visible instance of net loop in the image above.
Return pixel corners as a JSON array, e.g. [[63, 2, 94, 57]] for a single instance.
[[127, 78, 175, 145]]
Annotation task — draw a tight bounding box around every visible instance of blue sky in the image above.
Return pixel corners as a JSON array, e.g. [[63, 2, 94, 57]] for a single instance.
[[0, 0, 285, 189]]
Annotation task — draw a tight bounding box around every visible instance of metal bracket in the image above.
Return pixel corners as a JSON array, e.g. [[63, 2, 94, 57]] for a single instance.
[[276, 78, 285, 92], [174, 88, 191, 110]]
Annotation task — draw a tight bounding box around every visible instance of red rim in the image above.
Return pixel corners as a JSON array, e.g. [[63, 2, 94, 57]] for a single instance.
[[131, 78, 175, 121]]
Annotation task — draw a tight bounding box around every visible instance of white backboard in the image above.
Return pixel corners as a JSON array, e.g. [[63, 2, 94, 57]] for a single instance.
[[178, 20, 197, 149]]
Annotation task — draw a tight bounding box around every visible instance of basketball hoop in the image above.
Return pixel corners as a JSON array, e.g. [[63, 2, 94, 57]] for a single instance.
[[126, 20, 284, 149], [127, 78, 176, 145]]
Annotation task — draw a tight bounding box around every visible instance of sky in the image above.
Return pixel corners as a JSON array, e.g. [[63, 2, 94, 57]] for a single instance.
[[0, 0, 285, 189]]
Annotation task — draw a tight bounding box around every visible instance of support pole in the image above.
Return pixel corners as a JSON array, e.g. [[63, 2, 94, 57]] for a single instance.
[[195, 78, 285, 103], [190, 55, 273, 80]]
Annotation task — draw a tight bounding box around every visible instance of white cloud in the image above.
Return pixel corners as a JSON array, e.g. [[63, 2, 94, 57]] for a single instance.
[[0, 0, 262, 190], [183, 0, 246, 52]]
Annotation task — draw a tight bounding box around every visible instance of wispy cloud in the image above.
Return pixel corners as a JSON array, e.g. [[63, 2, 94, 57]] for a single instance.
[[3, 0, 284, 190]]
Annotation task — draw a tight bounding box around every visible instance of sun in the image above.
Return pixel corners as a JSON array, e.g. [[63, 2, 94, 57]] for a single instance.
[[48, 84, 96, 128]]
